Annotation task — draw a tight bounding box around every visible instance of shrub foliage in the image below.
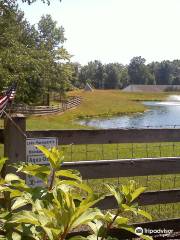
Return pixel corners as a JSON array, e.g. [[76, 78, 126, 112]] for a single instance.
[[0, 146, 152, 240]]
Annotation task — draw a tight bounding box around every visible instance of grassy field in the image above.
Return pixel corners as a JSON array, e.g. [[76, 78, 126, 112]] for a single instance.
[[27, 90, 169, 130]]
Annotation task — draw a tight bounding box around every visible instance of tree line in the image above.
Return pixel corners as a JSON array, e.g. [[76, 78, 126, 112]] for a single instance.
[[73, 57, 180, 90]]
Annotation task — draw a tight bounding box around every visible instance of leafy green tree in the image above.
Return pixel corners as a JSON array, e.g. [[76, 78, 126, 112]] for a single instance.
[[103, 64, 118, 89], [0, 3, 43, 103], [79, 65, 89, 87], [103, 63, 124, 89], [119, 66, 129, 88], [79, 60, 104, 89], [171, 60, 180, 85], [0, 1, 73, 105], [152, 61, 173, 85], [68, 62, 81, 88], [38, 14, 66, 51], [37, 14, 72, 105], [79, 62, 127, 90], [128, 56, 154, 85]]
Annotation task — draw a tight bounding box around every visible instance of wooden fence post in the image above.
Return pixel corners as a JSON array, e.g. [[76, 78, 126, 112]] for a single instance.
[[4, 114, 26, 174]]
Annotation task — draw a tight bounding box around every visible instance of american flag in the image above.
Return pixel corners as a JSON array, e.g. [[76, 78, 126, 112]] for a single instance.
[[0, 83, 17, 116]]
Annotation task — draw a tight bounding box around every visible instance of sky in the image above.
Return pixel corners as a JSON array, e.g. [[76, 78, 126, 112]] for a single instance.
[[18, 0, 180, 65]]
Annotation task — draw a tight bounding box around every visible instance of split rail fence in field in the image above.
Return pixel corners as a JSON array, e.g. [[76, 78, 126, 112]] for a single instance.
[[8, 96, 82, 116]]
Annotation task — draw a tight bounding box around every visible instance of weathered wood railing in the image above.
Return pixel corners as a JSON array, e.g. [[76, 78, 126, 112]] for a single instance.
[[2, 116, 180, 236], [27, 128, 180, 144], [8, 96, 82, 116]]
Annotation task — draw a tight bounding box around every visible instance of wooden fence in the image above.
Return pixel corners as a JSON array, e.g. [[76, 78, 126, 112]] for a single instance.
[[2, 116, 180, 238], [8, 96, 82, 116], [26, 128, 180, 209], [2, 123, 180, 209]]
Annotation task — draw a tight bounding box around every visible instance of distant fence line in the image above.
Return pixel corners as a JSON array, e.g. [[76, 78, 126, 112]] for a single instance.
[[8, 96, 82, 116]]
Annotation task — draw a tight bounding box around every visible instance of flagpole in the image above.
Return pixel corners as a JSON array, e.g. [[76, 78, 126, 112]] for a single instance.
[[3, 110, 27, 139]]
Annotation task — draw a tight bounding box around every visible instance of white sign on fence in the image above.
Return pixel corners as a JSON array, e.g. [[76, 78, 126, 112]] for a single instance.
[[26, 138, 58, 186]]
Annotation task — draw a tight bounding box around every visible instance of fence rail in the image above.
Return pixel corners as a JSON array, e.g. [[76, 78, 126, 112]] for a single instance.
[[26, 128, 180, 144], [97, 189, 180, 209], [8, 96, 82, 116], [62, 157, 180, 178]]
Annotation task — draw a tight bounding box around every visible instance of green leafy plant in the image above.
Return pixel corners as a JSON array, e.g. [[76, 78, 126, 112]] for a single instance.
[[85, 182, 152, 240], [0, 146, 153, 240]]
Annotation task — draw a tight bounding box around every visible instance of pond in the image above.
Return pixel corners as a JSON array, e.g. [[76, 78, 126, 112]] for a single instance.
[[78, 96, 180, 129]]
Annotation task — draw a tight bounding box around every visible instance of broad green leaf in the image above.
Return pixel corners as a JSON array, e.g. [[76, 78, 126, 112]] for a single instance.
[[131, 187, 146, 202], [79, 194, 104, 212], [5, 174, 20, 182], [0, 235, 6, 239], [10, 211, 40, 225], [70, 208, 102, 229], [0, 211, 10, 221], [34, 145, 51, 159], [44, 227, 61, 239], [42, 226, 54, 240], [37, 208, 55, 219], [0, 179, 5, 184], [34, 199, 45, 211], [121, 184, 129, 196], [104, 212, 115, 223], [35, 145, 61, 169], [18, 164, 50, 174], [115, 216, 129, 225], [88, 220, 104, 235], [35, 145, 64, 169], [10, 189, 23, 198], [0, 185, 11, 192], [105, 184, 123, 206], [137, 209, 152, 221], [86, 235, 101, 240], [58, 180, 94, 194], [122, 184, 132, 202], [11, 197, 28, 211], [121, 204, 138, 214], [61, 190, 75, 212], [56, 169, 81, 182], [18, 164, 50, 182], [38, 214, 51, 226], [12, 232, 21, 240], [0, 158, 8, 173]]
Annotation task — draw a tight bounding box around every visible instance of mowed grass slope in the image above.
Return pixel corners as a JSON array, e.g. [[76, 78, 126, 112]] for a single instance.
[[27, 90, 169, 130]]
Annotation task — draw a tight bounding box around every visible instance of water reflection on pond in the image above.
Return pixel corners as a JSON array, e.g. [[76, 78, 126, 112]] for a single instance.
[[78, 100, 180, 129]]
